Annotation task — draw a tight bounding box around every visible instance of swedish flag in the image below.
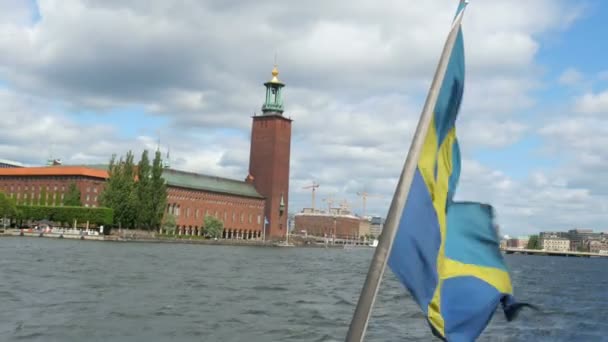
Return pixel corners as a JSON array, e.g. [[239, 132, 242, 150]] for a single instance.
[[387, 2, 530, 341]]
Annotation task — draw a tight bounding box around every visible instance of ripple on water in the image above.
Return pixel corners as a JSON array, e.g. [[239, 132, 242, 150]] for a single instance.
[[1, 239, 607, 342]]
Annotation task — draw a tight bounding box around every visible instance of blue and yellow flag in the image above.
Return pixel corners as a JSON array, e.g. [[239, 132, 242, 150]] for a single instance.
[[387, 2, 529, 341]]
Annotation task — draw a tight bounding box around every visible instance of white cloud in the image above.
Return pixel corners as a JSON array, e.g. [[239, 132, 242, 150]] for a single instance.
[[0, 0, 597, 235], [558, 68, 584, 86], [575, 90, 608, 114]]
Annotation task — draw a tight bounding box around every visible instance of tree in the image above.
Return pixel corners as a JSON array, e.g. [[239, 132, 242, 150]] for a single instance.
[[64, 182, 81, 206], [149, 149, 167, 231], [0, 192, 18, 227], [100, 151, 141, 229], [526, 235, 540, 250], [135, 150, 152, 229], [162, 213, 177, 235], [204, 215, 223, 239]]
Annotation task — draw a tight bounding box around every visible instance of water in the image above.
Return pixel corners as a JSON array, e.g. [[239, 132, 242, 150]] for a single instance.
[[0, 238, 607, 341]]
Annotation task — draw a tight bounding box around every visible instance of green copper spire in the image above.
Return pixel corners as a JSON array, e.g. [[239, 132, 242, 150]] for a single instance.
[[262, 65, 285, 114]]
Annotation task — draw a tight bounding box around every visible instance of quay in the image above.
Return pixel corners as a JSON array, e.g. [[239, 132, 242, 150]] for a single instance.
[[502, 247, 608, 258]]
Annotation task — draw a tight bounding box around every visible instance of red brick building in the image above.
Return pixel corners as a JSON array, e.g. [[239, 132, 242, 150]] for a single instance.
[[294, 209, 365, 241], [0, 66, 292, 240], [248, 65, 292, 239]]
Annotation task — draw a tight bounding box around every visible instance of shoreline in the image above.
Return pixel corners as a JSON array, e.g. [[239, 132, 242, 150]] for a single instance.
[[0, 231, 350, 249]]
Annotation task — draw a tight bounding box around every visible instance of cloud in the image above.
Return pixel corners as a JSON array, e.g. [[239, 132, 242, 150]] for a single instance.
[[0, 0, 594, 236], [558, 68, 584, 86], [575, 90, 608, 114]]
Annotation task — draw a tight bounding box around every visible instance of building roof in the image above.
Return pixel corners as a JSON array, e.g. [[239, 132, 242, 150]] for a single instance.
[[162, 169, 263, 199], [0, 164, 264, 199], [0, 166, 108, 178]]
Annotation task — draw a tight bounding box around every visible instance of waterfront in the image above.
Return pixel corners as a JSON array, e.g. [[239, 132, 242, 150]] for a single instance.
[[1, 238, 607, 341]]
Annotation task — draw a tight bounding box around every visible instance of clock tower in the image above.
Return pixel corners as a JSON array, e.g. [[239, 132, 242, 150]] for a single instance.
[[248, 66, 292, 240]]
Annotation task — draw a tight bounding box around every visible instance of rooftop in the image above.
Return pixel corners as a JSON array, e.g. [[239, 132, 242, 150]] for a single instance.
[[162, 168, 263, 199], [0, 164, 263, 199]]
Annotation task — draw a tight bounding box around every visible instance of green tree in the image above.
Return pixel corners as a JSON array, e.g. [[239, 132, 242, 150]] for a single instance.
[[100, 151, 138, 229], [204, 215, 223, 239], [135, 150, 152, 229], [64, 182, 81, 206], [162, 213, 177, 235], [526, 235, 540, 250], [149, 150, 167, 231], [0, 192, 18, 227]]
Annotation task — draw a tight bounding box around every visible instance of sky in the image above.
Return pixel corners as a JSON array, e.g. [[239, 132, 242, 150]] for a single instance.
[[1, 0, 607, 237]]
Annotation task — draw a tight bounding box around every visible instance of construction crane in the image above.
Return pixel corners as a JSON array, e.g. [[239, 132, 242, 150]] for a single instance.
[[302, 181, 320, 211], [322, 195, 335, 213], [339, 199, 351, 211], [356, 191, 382, 217]]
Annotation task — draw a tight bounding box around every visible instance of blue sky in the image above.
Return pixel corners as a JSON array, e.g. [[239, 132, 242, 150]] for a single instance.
[[1, 0, 607, 236]]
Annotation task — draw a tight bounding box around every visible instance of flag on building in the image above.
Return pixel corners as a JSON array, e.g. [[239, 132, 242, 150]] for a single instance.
[[387, 1, 531, 340]]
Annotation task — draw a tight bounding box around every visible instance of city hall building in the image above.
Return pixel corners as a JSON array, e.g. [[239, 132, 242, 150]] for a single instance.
[[0, 66, 292, 240]]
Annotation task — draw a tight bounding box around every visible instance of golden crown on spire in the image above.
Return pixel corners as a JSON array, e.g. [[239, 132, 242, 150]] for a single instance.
[[270, 65, 281, 83]]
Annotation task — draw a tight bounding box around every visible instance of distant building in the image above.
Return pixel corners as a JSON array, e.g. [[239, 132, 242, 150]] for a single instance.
[[588, 240, 608, 254], [568, 229, 603, 251], [539, 233, 570, 252], [294, 207, 366, 241], [0, 159, 26, 168], [507, 237, 528, 249], [499, 239, 507, 249], [369, 216, 383, 238]]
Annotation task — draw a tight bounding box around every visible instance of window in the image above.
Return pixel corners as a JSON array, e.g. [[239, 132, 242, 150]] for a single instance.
[[93, 188, 97, 193], [257, 215, 261, 224], [53, 186, 57, 191], [232, 212, 236, 222], [61, 186, 65, 191], [86, 195, 90, 201], [186, 208, 190, 218], [94, 196, 97, 202], [195, 209, 199, 218], [249, 214, 252, 223], [86, 187, 91, 193], [240, 213, 244, 223]]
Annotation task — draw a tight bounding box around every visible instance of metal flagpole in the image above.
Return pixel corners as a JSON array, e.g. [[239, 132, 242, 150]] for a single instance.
[[344, 5, 468, 341]]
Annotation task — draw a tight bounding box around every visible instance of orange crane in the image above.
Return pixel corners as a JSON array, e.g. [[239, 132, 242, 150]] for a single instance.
[[302, 181, 320, 210], [356, 191, 382, 217]]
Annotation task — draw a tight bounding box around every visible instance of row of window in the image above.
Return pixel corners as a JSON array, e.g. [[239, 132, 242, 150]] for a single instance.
[[166, 203, 262, 225], [0, 184, 99, 193], [4, 192, 97, 208], [6, 193, 98, 203]]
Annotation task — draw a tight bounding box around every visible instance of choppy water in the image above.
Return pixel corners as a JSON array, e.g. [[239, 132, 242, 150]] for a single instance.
[[0, 238, 607, 341]]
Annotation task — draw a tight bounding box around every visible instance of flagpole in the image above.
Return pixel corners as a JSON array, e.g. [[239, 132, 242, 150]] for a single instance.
[[344, 5, 468, 342]]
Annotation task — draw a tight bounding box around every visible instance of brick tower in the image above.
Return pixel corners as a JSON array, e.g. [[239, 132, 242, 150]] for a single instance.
[[248, 65, 292, 240]]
